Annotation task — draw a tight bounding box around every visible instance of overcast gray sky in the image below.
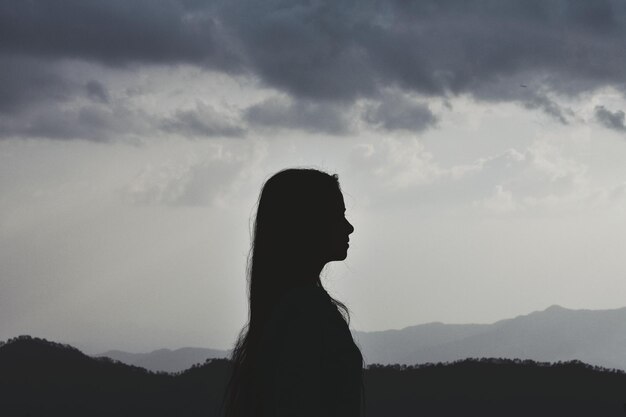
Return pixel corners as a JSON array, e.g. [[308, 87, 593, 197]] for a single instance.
[[2, 0, 626, 354]]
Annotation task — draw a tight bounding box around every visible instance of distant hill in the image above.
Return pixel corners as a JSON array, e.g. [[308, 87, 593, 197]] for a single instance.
[[3, 335, 626, 416], [94, 347, 229, 373], [353, 305, 626, 370], [0, 335, 231, 417], [89, 305, 626, 374], [353, 321, 491, 364]]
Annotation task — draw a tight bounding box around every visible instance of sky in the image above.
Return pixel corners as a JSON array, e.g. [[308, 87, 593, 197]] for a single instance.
[[3, 0, 626, 354]]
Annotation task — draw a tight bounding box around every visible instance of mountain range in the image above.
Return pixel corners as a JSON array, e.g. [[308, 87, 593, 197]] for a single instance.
[[91, 305, 626, 373], [353, 304, 626, 370], [94, 347, 229, 373], [4, 336, 626, 416]]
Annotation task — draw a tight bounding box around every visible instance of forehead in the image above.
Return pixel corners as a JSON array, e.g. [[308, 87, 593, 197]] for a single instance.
[[329, 190, 346, 211]]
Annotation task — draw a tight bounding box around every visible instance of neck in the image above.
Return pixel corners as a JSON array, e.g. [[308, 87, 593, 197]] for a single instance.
[[280, 256, 326, 288], [301, 261, 326, 284]]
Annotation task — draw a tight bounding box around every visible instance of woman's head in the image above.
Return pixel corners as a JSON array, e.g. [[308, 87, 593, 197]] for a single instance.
[[252, 168, 354, 282]]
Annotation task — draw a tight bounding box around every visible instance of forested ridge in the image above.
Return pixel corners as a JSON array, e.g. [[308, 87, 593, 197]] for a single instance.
[[2, 335, 626, 416]]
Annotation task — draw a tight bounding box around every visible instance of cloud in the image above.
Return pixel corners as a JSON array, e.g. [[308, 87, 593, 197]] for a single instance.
[[0, 101, 149, 142], [478, 185, 516, 213], [245, 96, 352, 135], [85, 80, 110, 104], [362, 94, 438, 132], [160, 102, 246, 138], [220, 0, 626, 105], [121, 141, 267, 207], [0, 91, 248, 142], [0, 0, 238, 69], [595, 105, 626, 132], [4, 0, 626, 138], [0, 56, 76, 114], [348, 138, 444, 190], [0, 0, 243, 140], [348, 136, 595, 213], [471, 143, 588, 213], [522, 94, 573, 125]]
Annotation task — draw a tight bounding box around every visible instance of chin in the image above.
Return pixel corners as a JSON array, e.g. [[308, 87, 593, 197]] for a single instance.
[[331, 252, 348, 262]]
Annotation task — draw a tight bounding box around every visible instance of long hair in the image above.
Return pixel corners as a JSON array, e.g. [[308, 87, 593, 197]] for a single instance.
[[221, 168, 358, 417]]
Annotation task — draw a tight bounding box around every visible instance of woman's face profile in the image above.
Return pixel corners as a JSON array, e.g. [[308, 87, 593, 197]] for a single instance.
[[319, 190, 354, 264]]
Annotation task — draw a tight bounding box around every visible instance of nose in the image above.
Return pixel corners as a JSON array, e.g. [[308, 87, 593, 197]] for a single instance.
[[346, 218, 354, 235]]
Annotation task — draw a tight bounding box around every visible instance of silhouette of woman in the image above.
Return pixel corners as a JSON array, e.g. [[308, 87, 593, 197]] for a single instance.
[[222, 168, 364, 417]]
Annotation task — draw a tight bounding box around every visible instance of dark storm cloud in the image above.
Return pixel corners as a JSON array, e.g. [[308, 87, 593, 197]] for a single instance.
[[0, 56, 76, 114], [85, 80, 110, 104], [0, 100, 248, 142], [522, 94, 572, 125], [220, 0, 626, 101], [363, 95, 437, 132], [0, 101, 150, 142], [0, 0, 240, 139], [595, 105, 626, 132], [3, 0, 626, 138], [245, 97, 352, 135], [0, 0, 237, 69]]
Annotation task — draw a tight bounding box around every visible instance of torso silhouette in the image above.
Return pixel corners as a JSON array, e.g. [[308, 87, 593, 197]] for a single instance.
[[251, 285, 363, 417]]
